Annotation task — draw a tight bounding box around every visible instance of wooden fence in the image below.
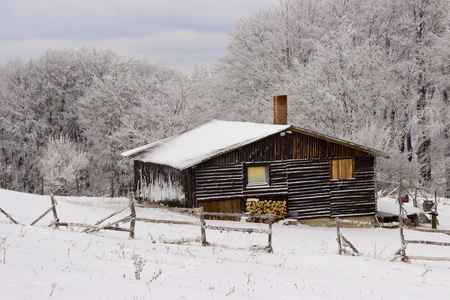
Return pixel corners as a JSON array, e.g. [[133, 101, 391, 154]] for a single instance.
[[335, 217, 450, 262], [391, 178, 450, 262], [336, 177, 449, 262], [394, 226, 450, 262], [377, 177, 440, 212], [335, 217, 399, 256], [134, 205, 274, 253], [0, 193, 137, 238], [0, 194, 273, 252]]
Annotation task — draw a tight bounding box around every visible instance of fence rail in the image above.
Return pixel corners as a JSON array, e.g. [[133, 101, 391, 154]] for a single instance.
[[0, 208, 18, 224]]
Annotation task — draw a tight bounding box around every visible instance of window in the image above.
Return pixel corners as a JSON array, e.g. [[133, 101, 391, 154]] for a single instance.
[[247, 165, 269, 186], [330, 158, 355, 180]]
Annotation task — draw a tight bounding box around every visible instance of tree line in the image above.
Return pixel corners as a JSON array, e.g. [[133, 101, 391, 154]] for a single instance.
[[0, 0, 448, 197]]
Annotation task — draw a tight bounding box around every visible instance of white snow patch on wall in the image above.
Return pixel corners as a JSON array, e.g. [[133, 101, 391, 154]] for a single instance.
[[139, 180, 185, 203]]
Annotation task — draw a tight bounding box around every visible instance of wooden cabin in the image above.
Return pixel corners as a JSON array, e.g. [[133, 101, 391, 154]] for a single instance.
[[122, 96, 389, 220]]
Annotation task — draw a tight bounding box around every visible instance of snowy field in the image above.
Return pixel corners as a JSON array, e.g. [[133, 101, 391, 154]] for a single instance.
[[0, 189, 449, 299]]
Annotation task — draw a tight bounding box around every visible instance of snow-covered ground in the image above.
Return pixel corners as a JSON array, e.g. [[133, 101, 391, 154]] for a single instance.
[[1, 189, 449, 299]]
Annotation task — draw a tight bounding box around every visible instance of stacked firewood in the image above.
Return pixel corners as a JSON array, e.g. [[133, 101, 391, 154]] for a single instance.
[[247, 200, 286, 223]]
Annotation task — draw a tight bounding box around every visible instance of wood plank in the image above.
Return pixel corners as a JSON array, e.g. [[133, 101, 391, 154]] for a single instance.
[[135, 218, 200, 226], [404, 240, 450, 246], [0, 208, 19, 224], [203, 224, 271, 234], [405, 256, 450, 262]]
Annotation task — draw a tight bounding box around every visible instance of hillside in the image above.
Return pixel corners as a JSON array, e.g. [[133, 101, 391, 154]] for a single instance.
[[1, 189, 449, 299]]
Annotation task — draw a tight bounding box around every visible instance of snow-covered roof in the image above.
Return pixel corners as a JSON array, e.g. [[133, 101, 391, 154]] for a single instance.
[[121, 120, 389, 170]]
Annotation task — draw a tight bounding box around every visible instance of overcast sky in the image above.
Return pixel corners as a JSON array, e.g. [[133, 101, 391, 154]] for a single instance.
[[0, 0, 278, 73]]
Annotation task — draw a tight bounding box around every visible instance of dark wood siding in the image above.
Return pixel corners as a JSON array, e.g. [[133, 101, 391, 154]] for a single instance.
[[181, 167, 195, 208], [286, 159, 331, 219], [328, 142, 368, 158], [198, 199, 245, 220], [195, 164, 243, 201], [195, 161, 289, 202], [330, 156, 375, 217], [198, 133, 288, 165], [198, 131, 371, 166], [292, 134, 329, 159]]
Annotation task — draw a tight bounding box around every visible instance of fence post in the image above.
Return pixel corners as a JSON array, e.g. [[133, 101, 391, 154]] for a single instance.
[[199, 207, 206, 246], [3, 172, 6, 190], [129, 193, 136, 239], [336, 217, 342, 255], [397, 177, 407, 261], [76, 178, 80, 196], [399, 225, 406, 261], [267, 213, 273, 253], [50, 192, 60, 229], [431, 213, 438, 229], [398, 177, 403, 226], [41, 176, 44, 195]]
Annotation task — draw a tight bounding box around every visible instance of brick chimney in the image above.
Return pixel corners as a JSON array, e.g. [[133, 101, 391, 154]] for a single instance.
[[273, 95, 288, 125]]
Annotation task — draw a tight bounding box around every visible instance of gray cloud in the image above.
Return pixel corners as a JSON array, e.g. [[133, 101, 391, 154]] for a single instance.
[[0, 0, 278, 72]]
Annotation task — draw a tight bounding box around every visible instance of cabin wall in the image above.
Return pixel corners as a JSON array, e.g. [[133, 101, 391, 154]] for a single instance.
[[195, 164, 243, 202], [195, 161, 289, 202], [133, 131, 377, 217], [194, 131, 376, 218], [180, 168, 195, 208], [243, 161, 288, 199], [199, 131, 370, 166], [134, 161, 189, 206], [330, 156, 375, 217], [286, 159, 331, 219], [195, 156, 375, 219]]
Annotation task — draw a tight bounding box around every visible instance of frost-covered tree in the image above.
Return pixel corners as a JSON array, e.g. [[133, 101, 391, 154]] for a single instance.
[[40, 136, 89, 192], [0, 48, 125, 192], [1, 0, 448, 196], [0, 47, 217, 193], [77, 59, 203, 191], [217, 0, 450, 192], [0, 58, 41, 191]]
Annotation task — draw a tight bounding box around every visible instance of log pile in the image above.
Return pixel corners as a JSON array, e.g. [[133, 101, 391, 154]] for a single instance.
[[247, 200, 286, 223]]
